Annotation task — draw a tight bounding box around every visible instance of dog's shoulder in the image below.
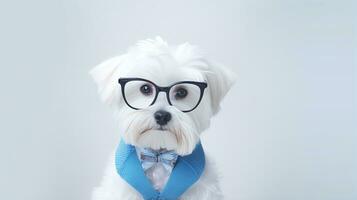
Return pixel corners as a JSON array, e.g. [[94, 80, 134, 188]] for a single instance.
[[91, 152, 142, 200], [180, 154, 223, 200]]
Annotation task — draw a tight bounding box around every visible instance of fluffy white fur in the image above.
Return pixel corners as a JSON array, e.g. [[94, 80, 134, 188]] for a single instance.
[[90, 37, 236, 200]]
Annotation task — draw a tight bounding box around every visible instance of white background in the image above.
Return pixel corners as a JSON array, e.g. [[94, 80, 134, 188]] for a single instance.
[[0, 0, 355, 199]]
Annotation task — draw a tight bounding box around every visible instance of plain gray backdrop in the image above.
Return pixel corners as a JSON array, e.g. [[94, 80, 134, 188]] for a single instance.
[[0, 0, 355, 200]]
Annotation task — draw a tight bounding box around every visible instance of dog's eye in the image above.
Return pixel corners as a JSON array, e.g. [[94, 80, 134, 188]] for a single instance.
[[175, 88, 188, 99], [140, 84, 153, 95]]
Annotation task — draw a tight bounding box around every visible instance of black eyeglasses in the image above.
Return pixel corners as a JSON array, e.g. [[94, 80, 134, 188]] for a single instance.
[[118, 78, 208, 112]]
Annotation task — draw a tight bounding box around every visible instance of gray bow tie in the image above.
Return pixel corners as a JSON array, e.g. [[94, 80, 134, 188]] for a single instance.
[[137, 148, 178, 171]]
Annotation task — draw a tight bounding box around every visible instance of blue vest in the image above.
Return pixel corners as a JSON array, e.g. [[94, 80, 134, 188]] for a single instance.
[[115, 139, 205, 200]]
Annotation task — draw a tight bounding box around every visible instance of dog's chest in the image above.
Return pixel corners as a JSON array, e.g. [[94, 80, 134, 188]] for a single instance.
[[135, 147, 178, 191], [143, 162, 171, 191]]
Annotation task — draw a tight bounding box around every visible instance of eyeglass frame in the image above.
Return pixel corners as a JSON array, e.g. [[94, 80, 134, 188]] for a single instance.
[[118, 77, 208, 112]]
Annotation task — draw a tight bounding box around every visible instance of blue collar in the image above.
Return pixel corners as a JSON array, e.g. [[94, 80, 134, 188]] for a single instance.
[[115, 139, 205, 200]]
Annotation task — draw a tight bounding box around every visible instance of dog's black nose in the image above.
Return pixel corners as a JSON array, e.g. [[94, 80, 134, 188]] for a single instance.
[[154, 110, 171, 126]]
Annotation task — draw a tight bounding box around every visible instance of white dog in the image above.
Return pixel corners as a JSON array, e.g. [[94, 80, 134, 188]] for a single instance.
[[90, 37, 236, 200]]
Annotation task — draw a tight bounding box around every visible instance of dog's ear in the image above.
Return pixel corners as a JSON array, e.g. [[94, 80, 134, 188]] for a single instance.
[[205, 61, 237, 115], [89, 55, 126, 106]]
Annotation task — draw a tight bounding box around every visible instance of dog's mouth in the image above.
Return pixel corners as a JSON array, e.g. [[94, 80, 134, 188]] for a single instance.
[[136, 128, 178, 151], [140, 126, 168, 134]]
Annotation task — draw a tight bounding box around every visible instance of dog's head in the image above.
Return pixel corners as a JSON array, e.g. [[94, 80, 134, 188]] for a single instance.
[[90, 37, 236, 155]]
